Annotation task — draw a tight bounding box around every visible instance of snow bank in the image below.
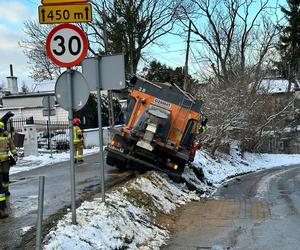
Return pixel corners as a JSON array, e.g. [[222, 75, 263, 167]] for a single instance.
[[185, 148, 300, 192], [43, 172, 198, 250]]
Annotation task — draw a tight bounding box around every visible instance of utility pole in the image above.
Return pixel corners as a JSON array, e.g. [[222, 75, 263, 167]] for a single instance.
[[183, 20, 192, 92], [102, 11, 115, 127]]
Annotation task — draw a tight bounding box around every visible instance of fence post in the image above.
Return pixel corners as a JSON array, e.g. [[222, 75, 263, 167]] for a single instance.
[[36, 176, 45, 250], [46, 120, 50, 150]]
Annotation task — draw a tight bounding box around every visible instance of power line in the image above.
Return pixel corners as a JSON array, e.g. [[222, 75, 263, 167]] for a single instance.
[[190, 46, 203, 74], [147, 49, 186, 55]]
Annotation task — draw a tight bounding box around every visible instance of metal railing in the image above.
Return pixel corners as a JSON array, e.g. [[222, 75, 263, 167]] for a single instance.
[[9, 118, 70, 150]]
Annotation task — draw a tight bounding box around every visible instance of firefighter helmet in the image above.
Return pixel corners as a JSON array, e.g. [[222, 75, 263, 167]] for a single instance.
[[0, 122, 4, 128], [73, 118, 81, 125]]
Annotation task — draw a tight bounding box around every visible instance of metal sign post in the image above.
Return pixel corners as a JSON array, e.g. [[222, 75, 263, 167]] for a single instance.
[[47, 22, 89, 223], [36, 176, 45, 250], [95, 57, 106, 202], [54, 69, 89, 225], [81, 54, 126, 203], [41, 2, 90, 226], [47, 98, 52, 158], [42, 95, 55, 158], [67, 68, 76, 224]]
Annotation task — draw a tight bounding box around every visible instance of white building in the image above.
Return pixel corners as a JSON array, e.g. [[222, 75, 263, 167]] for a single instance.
[[0, 92, 68, 122]]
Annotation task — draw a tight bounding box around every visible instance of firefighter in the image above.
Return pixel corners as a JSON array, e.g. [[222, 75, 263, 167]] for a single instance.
[[199, 116, 208, 137], [0, 121, 17, 219], [190, 116, 208, 160], [73, 118, 84, 163]]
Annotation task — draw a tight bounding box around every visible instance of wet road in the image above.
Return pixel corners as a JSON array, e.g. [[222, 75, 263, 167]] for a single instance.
[[0, 153, 134, 250], [164, 165, 300, 250]]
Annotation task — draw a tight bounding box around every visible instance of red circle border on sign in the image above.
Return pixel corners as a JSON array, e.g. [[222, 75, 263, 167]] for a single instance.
[[46, 23, 88, 68]]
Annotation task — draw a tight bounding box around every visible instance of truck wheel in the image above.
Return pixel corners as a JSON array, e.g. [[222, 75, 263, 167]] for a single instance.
[[116, 160, 127, 170], [168, 174, 183, 183], [106, 154, 116, 166]]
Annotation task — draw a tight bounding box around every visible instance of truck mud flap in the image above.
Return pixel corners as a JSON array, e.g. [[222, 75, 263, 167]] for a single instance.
[[105, 147, 182, 178]]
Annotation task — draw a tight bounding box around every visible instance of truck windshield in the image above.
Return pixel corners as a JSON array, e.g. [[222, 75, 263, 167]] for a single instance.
[[124, 97, 136, 125]]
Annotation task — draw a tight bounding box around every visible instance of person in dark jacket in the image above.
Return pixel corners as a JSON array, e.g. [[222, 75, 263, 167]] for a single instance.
[[0, 121, 17, 219]]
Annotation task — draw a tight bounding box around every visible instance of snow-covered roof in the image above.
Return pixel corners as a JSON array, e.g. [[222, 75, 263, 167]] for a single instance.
[[260, 79, 297, 94], [32, 81, 55, 92]]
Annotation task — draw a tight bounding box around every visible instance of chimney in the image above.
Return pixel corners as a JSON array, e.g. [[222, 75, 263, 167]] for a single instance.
[[6, 64, 18, 94]]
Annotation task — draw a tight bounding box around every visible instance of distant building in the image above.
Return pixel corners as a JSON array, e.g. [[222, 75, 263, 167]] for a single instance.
[[0, 65, 68, 122], [0, 91, 68, 122], [259, 78, 300, 154]]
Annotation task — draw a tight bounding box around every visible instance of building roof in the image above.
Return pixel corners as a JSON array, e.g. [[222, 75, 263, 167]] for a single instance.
[[260, 79, 298, 94], [2, 91, 55, 99]]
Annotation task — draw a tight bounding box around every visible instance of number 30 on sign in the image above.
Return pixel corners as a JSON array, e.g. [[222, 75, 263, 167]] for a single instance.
[[46, 23, 88, 67]]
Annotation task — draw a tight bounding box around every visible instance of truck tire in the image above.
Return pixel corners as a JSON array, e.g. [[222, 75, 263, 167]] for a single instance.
[[116, 160, 127, 170], [106, 153, 116, 166]]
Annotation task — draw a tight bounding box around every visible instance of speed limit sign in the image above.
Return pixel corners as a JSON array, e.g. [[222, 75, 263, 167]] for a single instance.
[[46, 23, 88, 67]]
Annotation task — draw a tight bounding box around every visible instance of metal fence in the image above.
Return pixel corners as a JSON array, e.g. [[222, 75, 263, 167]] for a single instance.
[[9, 118, 70, 150]]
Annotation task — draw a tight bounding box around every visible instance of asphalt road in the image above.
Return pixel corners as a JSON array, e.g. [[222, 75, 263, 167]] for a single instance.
[[0, 153, 134, 250], [164, 165, 300, 250]]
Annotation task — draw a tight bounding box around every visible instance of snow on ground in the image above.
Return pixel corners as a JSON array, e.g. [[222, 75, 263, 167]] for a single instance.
[[41, 147, 300, 250], [10, 148, 100, 175], [185, 146, 300, 193]]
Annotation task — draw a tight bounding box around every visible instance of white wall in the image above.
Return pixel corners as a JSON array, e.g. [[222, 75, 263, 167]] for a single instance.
[[3, 95, 45, 108], [83, 127, 111, 147], [0, 106, 68, 121]]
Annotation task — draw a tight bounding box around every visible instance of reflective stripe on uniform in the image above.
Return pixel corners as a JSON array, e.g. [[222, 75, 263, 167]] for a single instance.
[[2, 182, 9, 188], [0, 135, 17, 157], [0, 154, 8, 161], [0, 194, 6, 202], [73, 126, 82, 144]]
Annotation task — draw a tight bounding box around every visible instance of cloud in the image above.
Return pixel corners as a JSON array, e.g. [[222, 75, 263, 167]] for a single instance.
[[0, 0, 37, 87], [0, 1, 31, 24], [0, 24, 31, 86], [0, 25, 22, 49]]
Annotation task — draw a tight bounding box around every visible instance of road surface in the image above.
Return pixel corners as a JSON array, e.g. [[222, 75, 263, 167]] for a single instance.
[[0, 153, 134, 250], [164, 165, 300, 250]]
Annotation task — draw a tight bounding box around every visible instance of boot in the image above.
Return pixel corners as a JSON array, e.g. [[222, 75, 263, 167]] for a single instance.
[[0, 208, 8, 219]]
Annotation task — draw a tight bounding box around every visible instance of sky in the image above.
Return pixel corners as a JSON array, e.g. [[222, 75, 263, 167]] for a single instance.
[[0, 0, 287, 91], [0, 0, 186, 91], [0, 1, 37, 89]]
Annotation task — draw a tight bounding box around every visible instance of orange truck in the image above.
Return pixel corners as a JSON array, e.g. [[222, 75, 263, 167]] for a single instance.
[[105, 76, 204, 179]]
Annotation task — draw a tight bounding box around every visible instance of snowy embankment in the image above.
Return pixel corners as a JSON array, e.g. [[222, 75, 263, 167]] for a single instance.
[[183, 148, 300, 193], [42, 149, 300, 249]]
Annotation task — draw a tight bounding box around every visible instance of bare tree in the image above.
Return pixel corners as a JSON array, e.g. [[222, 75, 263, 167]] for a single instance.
[[181, 0, 280, 88], [21, 81, 30, 93], [181, 0, 284, 154], [20, 0, 178, 81], [88, 0, 178, 74], [19, 20, 61, 82]]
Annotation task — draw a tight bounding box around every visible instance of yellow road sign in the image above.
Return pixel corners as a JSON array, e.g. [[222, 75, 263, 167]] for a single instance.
[[38, 4, 92, 24], [42, 0, 88, 4]]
